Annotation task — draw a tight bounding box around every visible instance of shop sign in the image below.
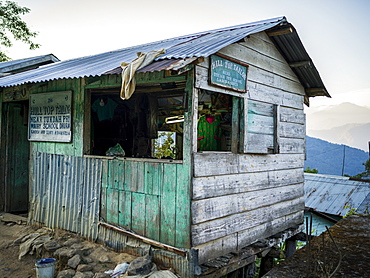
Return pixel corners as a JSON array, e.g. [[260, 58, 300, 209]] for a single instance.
[[3, 89, 29, 102], [209, 54, 248, 92], [29, 91, 72, 142]]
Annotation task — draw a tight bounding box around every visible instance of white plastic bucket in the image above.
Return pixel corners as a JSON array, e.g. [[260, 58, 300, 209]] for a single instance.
[[35, 258, 56, 278]]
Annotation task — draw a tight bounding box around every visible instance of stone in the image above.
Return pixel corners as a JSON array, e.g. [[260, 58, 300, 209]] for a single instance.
[[81, 246, 93, 256], [68, 254, 82, 269], [73, 271, 94, 278], [97, 254, 110, 263], [70, 243, 85, 249], [59, 248, 78, 266], [63, 238, 81, 246], [44, 240, 62, 251], [82, 256, 94, 264], [76, 264, 93, 272], [56, 269, 76, 278], [93, 273, 110, 278], [127, 254, 152, 275], [54, 247, 71, 257]]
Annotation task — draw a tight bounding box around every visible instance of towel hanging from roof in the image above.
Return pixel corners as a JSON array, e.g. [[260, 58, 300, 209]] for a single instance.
[[120, 48, 166, 100]]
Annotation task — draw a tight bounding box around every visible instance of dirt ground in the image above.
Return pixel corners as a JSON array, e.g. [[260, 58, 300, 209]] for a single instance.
[[0, 216, 40, 278], [0, 213, 137, 278], [264, 214, 370, 278]]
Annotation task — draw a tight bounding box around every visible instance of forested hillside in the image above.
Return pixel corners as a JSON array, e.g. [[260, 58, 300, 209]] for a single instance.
[[305, 136, 369, 176]]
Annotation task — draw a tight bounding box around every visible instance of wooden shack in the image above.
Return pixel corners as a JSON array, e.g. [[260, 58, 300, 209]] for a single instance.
[[0, 17, 329, 277]]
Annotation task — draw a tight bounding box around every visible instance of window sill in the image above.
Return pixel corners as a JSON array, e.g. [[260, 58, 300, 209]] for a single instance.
[[83, 154, 183, 164]]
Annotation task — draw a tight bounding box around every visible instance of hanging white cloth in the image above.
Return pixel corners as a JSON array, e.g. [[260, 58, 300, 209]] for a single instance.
[[120, 48, 166, 100]]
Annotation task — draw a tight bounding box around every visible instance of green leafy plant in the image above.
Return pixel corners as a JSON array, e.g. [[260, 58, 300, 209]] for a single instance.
[[304, 167, 319, 174], [344, 205, 369, 217], [154, 132, 176, 159], [0, 1, 40, 61], [350, 158, 370, 179]]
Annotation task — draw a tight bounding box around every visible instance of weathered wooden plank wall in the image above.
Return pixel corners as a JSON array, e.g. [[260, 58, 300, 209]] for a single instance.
[[26, 78, 85, 157], [100, 159, 191, 249], [193, 31, 306, 263]]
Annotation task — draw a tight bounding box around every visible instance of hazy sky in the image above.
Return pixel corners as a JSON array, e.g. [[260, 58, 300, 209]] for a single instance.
[[5, 0, 370, 109]]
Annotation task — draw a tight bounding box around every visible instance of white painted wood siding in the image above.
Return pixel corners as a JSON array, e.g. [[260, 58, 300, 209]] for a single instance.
[[192, 31, 306, 263]]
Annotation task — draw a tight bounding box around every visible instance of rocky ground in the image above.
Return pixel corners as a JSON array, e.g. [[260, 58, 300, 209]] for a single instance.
[[0, 213, 178, 278]]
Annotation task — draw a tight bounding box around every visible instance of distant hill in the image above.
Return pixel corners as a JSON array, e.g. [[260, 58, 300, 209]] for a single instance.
[[306, 102, 370, 151], [306, 102, 370, 130], [308, 122, 370, 152], [305, 136, 369, 176]]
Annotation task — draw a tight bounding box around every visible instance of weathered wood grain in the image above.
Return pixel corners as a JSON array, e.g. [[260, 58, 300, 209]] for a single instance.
[[280, 122, 305, 139], [218, 42, 299, 82], [191, 183, 303, 224], [194, 210, 303, 264], [145, 194, 160, 241], [247, 81, 304, 109], [280, 106, 305, 124], [194, 152, 239, 177], [279, 138, 305, 154], [191, 197, 304, 245], [192, 168, 304, 200], [194, 153, 304, 177], [238, 153, 304, 173], [175, 164, 191, 248], [237, 210, 304, 249], [195, 65, 304, 102], [118, 190, 132, 230], [195, 233, 238, 264], [241, 32, 287, 63], [131, 192, 146, 235], [106, 188, 119, 224], [160, 163, 177, 246], [246, 133, 274, 153]]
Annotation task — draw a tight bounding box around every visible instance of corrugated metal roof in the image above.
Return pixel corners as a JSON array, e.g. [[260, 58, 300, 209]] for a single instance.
[[0, 54, 59, 73], [304, 173, 370, 216], [0, 16, 329, 100], [268, 26, 330, 99]]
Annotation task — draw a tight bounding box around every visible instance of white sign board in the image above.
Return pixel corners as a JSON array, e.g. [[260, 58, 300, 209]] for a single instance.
[[29, 91, 72, 142]]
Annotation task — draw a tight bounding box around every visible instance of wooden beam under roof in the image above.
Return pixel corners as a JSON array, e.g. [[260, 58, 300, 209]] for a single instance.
[[305, 88, 330, 97], [289, 61, 312, 68], [266, 27, 293, 37]]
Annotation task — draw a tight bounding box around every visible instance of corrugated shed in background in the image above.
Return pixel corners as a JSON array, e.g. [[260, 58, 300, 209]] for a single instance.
[[0, 54, 59, 74], [304, 173, 370, 216], [29, 152, 102, 240]]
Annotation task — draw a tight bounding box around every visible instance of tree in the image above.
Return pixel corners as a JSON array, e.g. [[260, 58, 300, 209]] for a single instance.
[[154, 132, 176, 159], [0, 1, 40, 61], [304, 167, 318, 174], [351, 158, 370, 179]]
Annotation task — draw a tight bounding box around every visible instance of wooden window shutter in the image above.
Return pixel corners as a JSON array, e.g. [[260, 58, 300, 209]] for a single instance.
[[244, 99, 279, 154]]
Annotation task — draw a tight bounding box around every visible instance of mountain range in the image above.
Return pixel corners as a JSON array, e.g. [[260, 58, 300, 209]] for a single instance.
[[305, 136, 369, 177], [305, 102, 370, 151]]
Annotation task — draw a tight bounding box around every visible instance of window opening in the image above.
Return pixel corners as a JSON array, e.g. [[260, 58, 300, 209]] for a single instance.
[[153, 131, 177, 159], [90, 87, 185, 159], [197, 90, 233, 152]]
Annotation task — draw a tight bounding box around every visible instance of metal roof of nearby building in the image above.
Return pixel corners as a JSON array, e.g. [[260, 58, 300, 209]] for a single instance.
[[305, 173, 370, 216], [0, 16, 329, 101], [0, 54, 59, 75]]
